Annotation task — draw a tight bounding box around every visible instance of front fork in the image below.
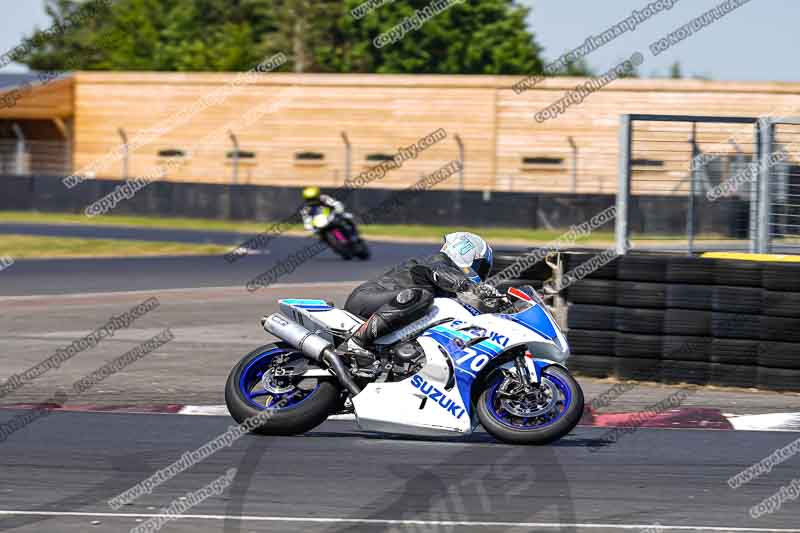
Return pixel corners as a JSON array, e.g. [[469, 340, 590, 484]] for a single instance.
[[514, 353, 539, 392]]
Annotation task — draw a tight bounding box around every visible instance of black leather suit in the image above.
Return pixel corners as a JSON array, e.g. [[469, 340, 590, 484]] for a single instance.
[[345, 252, 477, 348]]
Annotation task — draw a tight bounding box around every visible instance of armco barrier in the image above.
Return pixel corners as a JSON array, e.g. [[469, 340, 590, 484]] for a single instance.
[[2, 175, 747, 233], [490, 250, 800, 392]]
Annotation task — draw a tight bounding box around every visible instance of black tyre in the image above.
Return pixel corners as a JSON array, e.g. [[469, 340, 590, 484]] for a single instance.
[[568, 355, 615, 378], [616, 282, 666, 309], [616, 308, 665, 335], [354, 240, 371, 260], [758, 341, 800, 370], [661, 360, 711, 386], [477, 366, 584, 445], [614, 357, 662, 381], [667, 257, 715, 285], [714, 261, 762, 287], [711, 363, 756, 389], [567, 304, 616, 331], [757, 367, 800, 392], [567, 329, 616, 356], [661, 336, 711, 362], [710, 339, 759, 366], [712, 312, 761, 340], [566, 280, 617, 306], [664, 309, 712, 336], [712, 287, 763, 315], [617, 255, 667, 283], [225, 343, 341, 436], [764, 291, 800, 318], [761, 316, 800, 342], [666, 285, 712, 310], [763, 265, 800, 291], [614, 333, 662, 358]]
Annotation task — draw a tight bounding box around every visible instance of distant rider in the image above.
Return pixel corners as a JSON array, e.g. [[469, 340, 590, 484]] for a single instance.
[[344, 232, 500, 351], [299, 187, 352, 234]]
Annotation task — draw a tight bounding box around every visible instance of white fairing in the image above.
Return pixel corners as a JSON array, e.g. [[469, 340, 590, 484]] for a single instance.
[[280, 296, 570, 437]]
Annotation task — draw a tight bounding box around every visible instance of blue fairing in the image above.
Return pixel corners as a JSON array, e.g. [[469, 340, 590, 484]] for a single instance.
[[423, 325, 504, 418], [502, 304, 563, 351]]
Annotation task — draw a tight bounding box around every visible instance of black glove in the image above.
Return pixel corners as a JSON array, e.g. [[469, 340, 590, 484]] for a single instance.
[[473, 283, 503, 300]]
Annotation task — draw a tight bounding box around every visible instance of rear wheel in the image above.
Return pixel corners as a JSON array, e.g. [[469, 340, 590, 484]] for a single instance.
[[477, 365, 584, 445], [225, 343, 341, 435]]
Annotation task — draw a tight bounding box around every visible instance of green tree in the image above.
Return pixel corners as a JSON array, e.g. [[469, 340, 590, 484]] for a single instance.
[[14, 0, 545, 75], [669, 61, 683, 79]]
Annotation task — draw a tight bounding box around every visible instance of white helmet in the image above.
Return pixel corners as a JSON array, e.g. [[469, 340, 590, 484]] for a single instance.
[[440, 232, 493, 283]]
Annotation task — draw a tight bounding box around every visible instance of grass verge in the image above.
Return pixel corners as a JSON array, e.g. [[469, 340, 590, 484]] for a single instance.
[[0, 234, 230, 259], [0, 211, 616, 244]]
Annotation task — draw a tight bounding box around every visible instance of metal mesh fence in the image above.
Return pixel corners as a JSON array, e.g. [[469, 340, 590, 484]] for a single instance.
[[617, 115, 760, 253], [768, 121, 800, 251]]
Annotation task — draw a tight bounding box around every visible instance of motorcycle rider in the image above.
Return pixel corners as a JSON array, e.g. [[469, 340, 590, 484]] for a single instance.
[[299, 186, 352, 234], [345, 232, 499, 351]]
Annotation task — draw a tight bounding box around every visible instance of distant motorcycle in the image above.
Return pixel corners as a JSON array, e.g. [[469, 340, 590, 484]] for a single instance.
[[309, 206, 370, 260]]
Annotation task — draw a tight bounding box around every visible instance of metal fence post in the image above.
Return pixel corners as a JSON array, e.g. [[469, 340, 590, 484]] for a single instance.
[[568, 136, 578, 193], [615, 115, 632, 255], [341, 132, 351, 185], [11, 123, 26, 176], [757, 118, 773, 253], [118, 128, 129, 180], [454, 133, 465, 214], [688, 122, 698, 254], [228, 130, 239, 185]]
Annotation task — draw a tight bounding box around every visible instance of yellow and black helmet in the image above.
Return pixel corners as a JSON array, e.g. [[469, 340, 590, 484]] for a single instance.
[[302, 186, 321, 201]]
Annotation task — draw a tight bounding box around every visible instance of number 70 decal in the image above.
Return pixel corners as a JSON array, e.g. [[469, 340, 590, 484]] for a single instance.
[[455, 347, 491, 372]]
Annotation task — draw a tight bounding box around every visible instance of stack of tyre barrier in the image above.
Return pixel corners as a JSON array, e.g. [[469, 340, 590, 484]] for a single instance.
[[563, 253, 800, 392]]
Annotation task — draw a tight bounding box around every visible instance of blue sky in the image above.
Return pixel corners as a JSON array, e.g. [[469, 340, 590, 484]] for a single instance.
[[1, 0, 797, 82]]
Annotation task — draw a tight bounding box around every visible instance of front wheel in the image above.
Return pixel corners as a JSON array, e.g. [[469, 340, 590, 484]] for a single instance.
[[225, 343, 341, 435], [354, 240, 370, 260], [477, 365, 584, 445]]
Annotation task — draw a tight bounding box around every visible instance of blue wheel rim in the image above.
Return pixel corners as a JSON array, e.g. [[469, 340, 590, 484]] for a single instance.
[[239, 347, 321, 410], [486, 371, 572, 430]]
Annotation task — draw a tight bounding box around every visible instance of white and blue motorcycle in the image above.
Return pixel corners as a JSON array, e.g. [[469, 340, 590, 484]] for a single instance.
[[225, 286, 584, 445]]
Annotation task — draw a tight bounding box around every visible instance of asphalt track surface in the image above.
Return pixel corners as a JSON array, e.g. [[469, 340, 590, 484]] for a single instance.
[[1, 230, 799, 532], [0, 236, 435, 296]]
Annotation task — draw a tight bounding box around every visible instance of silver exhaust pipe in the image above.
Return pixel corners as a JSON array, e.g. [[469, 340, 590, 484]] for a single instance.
[[262, 313, 361, 396]]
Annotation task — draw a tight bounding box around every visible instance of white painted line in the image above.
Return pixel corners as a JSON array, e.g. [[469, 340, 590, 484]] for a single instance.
[[726, 412, 800, 432], [0, 280, 365, 302], [0, 511, 798, 531]]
